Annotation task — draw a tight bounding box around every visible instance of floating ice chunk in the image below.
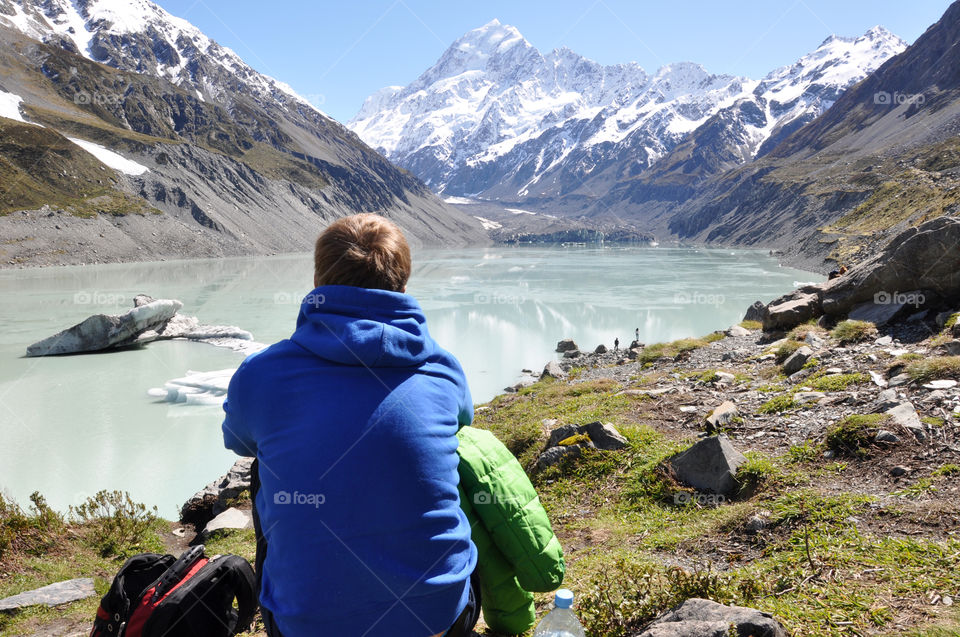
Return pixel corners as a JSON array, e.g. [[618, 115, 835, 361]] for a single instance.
[[149, 369, 235, 405]]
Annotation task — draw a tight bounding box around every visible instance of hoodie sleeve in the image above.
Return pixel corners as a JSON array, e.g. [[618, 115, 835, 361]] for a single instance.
[[222, 361, 257, 457]]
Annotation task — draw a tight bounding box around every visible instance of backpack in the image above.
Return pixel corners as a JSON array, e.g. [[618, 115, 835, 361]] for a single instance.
[[90, 544, 258, 637]]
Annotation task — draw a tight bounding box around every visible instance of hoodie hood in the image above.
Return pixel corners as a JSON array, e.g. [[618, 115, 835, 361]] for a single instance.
[[290, 285, 435, 367]]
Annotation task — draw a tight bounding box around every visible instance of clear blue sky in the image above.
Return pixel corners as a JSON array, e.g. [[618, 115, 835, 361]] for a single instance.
[[154, 0, 952, 123]]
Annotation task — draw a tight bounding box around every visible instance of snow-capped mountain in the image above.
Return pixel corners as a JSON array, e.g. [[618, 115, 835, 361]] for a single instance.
[[349, 20, 906, 204], [0, 0, 486, 265]]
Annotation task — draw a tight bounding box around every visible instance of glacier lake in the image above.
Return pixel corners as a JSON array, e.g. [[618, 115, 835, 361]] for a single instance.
[[0, 245, 818, 515]]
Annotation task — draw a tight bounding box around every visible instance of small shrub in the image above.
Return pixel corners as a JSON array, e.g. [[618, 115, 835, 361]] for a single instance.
[[801, 357, 820, 370], [932, 464, 960, 477], [831, 320, 878, 344], [906, 356, 960, 383], [70, 490, 161, 557], [699, 370, 720, 384], [758, 394, 797, 414], [825, 414, 889, 458], [0, 491, 64, 560], [787, 323, 827, 341]]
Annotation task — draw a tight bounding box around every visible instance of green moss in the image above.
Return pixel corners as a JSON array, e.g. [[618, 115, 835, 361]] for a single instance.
[[758, 394, 798, 414], [825, 414, 890, 458], [806, 372, 871, 392], [558, 433, 592, 447], [946, 313, 960, 329]]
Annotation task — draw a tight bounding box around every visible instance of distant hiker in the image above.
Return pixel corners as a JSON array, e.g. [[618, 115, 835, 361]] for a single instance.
[[635, 327, 640, 341], [223, 214, 480, 637], [614, 337, 620, 351], [828, 265, 848, 280]]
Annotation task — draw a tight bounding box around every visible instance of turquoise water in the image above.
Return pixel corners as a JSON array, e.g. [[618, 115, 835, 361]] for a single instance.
[[0, 245, 817, 514]]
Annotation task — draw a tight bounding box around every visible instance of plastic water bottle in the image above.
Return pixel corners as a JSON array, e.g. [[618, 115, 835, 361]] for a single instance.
[[532, 589, 586, 637]]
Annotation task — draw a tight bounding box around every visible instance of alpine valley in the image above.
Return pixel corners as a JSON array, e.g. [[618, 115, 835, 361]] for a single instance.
[[350, 8, 960, 271], [0, 0, 488, 267]]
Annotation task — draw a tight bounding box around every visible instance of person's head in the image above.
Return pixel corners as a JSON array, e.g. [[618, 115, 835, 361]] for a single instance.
[[313, 213, 411, 292]]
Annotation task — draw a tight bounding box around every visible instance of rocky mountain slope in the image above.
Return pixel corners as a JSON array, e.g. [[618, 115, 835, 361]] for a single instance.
[[660, 0, 960, 271], [349, 20, 904, 210], [0, 0, 486, 267]]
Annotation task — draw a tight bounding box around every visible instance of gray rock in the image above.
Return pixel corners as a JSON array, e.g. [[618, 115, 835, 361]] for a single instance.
[[555, 338, 579, 353], [940, 340, 960, 356], [546, 424, 583, 449], [203, 507, 253, 535], [890, 465, 910, 477], [794, 391, 827, 405], [562, 349, 582, 359], [634, 598, 787, 637], [744, 514, 768, 533], [715, 371, 736, 385], [0, 578, 95, 611], [875, 430, 900, 444], [727, 324, 751, 337], [504, 376, 537, 393], [181, 457, 254, 527], [535, 444, 586, 471], [762, 292, 821, 331], [848, 300, 908, 327], [869, 370, 889, 388], [888, 373, 912, 387], [885, 402, 927, 442], [583, 421, 628, 450], [743, 301, 766, 323], [705, 401, 738, 432], [924, 379, 958, 390], [26, 299, 183, 356], [667, 436, 746, 496], [875, 335, 894, 346], [594, 343, 608, 354], [782, 346, 814, 375], [541, 360, 567, 380]]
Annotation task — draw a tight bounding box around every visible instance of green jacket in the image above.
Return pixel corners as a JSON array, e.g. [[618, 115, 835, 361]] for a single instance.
[[457, 426, 566, 634]]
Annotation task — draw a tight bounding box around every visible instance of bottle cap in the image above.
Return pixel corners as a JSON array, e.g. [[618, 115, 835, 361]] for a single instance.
[[554, 588, 574, 609]]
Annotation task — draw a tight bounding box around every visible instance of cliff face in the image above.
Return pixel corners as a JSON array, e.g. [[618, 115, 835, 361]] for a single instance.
[[0, 1, 487, 267]]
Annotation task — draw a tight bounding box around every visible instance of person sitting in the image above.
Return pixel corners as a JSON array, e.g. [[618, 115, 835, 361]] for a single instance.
[[223, 214, 478, 637]]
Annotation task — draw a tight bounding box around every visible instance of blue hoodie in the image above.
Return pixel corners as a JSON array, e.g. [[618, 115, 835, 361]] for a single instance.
[[222, 285, 477, 637]]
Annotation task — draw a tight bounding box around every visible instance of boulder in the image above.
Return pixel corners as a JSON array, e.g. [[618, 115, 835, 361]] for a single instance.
[[26, 299, 183, 356], [203, 507, 253, 535], [940, 340, 960, 356], [782, 346, 814, 375], [727, 324, 752, 337], [821, 217, 960, 317], [743, 301, 766, 323], [667, 436, 746, 496], [0, 578, 96, 611], [594, 344, 608, 354], [762, 292, 821, 331], [555, 338, 579, 353], [583, 421, 628, 450], [705, 401, 738, 432], [634, 598, 788, 637], [546, 423, 583, 449], [181, 457, 254, 527], [848, 299, 912, 326], [535, 444, 586, 471], [563, 349, 582, 359], [875, 430, 900, 444], [885, 402, 927, 442], [541, 360, 567, 380]]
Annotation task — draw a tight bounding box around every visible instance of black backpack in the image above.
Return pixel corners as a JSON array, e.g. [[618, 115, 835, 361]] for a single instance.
[[90, 544, 258, 637]]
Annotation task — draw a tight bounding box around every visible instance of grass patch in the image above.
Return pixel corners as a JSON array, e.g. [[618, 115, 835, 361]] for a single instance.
[[758, 393, 798, 414], [772, 340, 803, 364], [739, 320, 762, 330], [805, 372, 871, 392], [932, 464, 960, 477], [787, 440, 821, 464], [906, 356, 960, 383], [636, 338, 710, 365], [946, 313, 960, 329], [831, 320, 878, 344], [825, 414, 889, 458]]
